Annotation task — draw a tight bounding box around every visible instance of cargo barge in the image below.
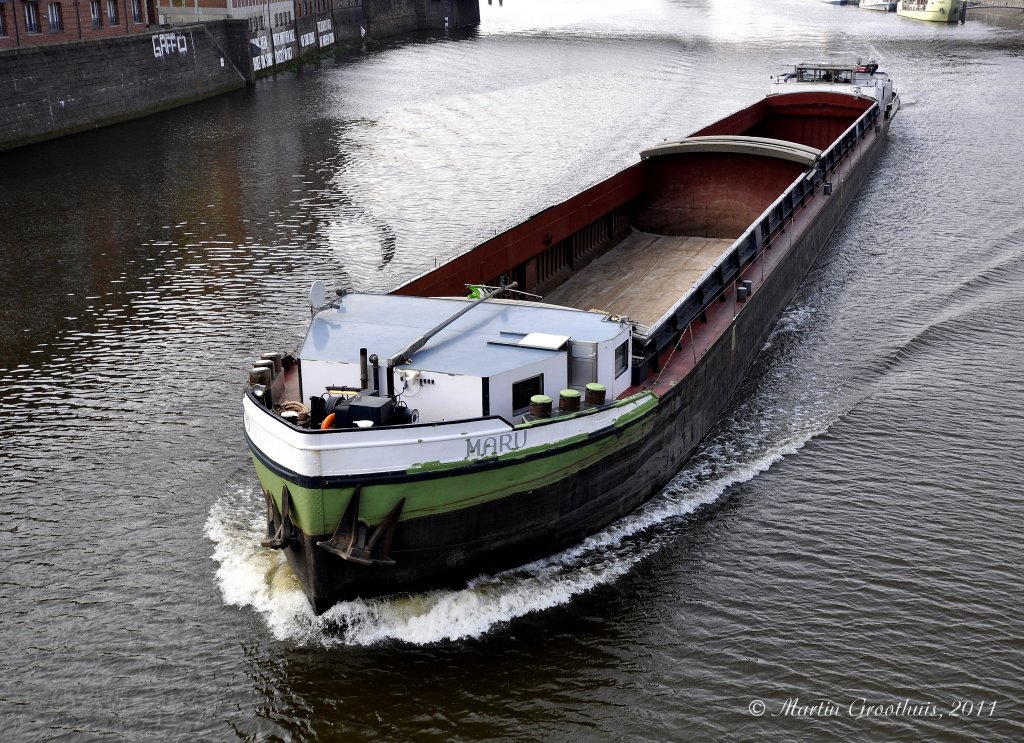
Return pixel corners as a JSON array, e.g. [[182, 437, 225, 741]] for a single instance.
[[243, 62, 900, 614]]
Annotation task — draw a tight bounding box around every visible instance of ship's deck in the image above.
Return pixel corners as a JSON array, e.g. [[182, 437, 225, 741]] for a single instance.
[[542, 230, 733, 327]]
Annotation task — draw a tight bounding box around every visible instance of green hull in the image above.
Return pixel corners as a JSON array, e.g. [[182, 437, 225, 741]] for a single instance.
[[897, 1, 962, 22], [252, 395, 658, 538]]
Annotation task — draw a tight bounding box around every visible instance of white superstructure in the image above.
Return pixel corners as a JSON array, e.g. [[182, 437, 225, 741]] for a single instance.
[[770, 61, 898, 113]]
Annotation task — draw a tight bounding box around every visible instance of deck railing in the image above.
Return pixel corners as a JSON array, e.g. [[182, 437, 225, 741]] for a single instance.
[[631, 101, 882, 383]]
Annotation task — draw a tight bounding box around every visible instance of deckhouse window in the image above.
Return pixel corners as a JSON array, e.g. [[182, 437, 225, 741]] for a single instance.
[[797, 67, 853, 85], [512, 374, 544, 415], [615, 339, 629, 378]]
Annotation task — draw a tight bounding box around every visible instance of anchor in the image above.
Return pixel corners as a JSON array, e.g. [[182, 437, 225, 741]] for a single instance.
[[317, 486, 405, 566], [261, 484, 295, 549]]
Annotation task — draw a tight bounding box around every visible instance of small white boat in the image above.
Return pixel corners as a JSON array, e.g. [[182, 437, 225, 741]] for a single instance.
[[860, 0, 897, 10]]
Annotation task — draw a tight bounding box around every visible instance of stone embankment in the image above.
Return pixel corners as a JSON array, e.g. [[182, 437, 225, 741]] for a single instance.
[[0, 0, 480, 151], [0, 24, 246, 152], [966, 2, 1024, 30]]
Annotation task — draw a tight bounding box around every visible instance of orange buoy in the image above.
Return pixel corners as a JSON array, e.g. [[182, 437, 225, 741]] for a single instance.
[[320, 412, 336, 430]]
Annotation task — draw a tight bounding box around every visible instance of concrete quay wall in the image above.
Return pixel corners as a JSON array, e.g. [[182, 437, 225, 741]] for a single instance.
[[363, 0, 480, 37], [0, 0, 481, 151], [0, 4, 363, 151], [967, 4, 1024, 31], [0, 25, 246, 152], [247, 5, 365, 82]]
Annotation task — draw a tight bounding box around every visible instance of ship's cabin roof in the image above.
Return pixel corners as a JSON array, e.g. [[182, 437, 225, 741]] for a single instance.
[[297, 293, 634, 423], [299, 293, 625, 376]]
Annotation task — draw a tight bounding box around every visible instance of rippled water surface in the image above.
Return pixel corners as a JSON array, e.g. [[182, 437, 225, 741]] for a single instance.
[[2, 0, 1023, 739]]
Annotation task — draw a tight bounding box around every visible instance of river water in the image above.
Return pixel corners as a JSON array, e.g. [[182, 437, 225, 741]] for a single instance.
[[2, 0, 1022, 739]]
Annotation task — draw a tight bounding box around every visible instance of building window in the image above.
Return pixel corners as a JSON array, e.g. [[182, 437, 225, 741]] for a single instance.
[[131, 0, 140, 23], [106, 0, 118, 24], [47, 2, 63, 31], [25, 2, 42, 32], [0, 7, 7, 37], [90, 0, 102, 27], [511, 374, 544, 416], [614, 339, 630, 378]]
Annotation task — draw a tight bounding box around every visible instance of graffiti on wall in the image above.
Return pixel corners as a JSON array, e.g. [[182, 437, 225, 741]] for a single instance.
[[152, 33, 188, 59]]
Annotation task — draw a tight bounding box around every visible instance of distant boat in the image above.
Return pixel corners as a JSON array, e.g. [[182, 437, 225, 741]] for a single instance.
[[897, 0, 963, 22], [821, 0, 851, 5], [860, 0, 897, 10]]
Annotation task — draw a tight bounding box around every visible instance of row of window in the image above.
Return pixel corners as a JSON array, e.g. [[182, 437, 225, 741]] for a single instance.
[[236, 0, 340, 6], [0, 0, 140, 36], [299, 0, 329, 16], [247, 3, 334, 34], [247, 13, 296, 32]]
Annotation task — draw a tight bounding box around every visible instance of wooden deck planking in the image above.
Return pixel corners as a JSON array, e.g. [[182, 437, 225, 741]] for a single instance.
[[542, 231, 734, 327]]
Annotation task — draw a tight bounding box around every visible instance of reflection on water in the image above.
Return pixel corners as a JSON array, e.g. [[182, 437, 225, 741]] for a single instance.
[[2, 0, 1023, 739]]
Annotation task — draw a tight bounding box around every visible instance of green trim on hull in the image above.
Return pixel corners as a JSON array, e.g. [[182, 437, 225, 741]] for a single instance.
[[251, 397, 658, 536]]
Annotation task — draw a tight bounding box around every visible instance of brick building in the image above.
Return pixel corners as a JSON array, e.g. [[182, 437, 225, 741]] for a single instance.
[[0, 0, 154, 47], [155, 0, 358, 36]]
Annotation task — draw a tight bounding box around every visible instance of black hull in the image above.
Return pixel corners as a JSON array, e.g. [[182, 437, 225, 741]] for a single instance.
[[269, 124, 888, 614]]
